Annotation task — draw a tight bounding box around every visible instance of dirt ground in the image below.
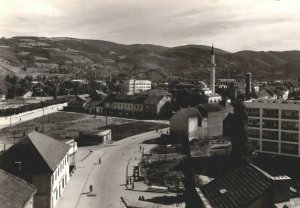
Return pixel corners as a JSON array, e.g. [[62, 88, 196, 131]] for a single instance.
[[0, 112, 168, 143]]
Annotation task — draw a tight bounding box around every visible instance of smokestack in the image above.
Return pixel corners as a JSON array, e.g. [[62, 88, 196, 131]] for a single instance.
[[210, 44, 216, 94], [246, 72, 252, 95]]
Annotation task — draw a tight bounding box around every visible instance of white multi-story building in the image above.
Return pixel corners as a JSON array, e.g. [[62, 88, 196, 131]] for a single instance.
[[245, 99, 300, 157], [123, 79, 151, 94]]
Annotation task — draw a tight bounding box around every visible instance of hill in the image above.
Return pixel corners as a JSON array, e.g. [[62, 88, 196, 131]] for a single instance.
[[0, 36, 299, 81]]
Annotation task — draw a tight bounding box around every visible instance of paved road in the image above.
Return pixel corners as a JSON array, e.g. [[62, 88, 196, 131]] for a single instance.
[[0, 103, 67, 129], [77, 130, 165, 208], [59, 129, 170, 208]]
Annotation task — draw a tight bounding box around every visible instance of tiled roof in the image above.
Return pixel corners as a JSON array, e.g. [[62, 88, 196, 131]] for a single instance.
[[179, 107, 201, 118], [0, 169, 36, 208], [143, 94, 164, 105], [198, 103, 224, 117], [105, 94, 148, 104], [201, 164, 272, 208], [27, 131, 70, 171]]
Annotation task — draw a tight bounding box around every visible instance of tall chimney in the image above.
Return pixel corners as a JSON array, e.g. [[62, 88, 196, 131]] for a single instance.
[[210, 45, 216, 94]]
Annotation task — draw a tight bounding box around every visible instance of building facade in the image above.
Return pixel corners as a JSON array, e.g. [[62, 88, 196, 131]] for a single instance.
[[0, 169, 36, 208], [0, 131, 70, 208], [123, 79, 151, 94], [245, 99, 300, 157]]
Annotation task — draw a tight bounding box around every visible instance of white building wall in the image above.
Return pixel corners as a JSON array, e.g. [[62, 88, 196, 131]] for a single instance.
[[245, 99, 300, 157], [51, 153, 70, 208], [123, 79, 151, 94]]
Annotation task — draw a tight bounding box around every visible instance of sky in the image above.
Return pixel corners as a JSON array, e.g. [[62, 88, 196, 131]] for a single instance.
[[0, 0, 300, 52]]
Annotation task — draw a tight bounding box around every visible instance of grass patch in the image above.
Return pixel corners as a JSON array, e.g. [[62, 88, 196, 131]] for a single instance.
[[143, 160, 182, 187], [103, 121, 168, 141]]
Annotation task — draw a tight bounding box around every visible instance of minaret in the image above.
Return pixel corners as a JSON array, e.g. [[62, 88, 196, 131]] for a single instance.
[[210, 44, 216, 94]]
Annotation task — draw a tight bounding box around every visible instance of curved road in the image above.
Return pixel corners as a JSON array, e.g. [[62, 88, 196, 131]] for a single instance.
[[76, 130, 169, 208]]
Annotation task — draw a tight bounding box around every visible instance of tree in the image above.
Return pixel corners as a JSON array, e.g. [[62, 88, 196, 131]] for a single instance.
[[231, 99, 253, 165]]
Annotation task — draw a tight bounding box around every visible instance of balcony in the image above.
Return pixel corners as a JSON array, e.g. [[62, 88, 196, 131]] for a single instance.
[[262, 135, 278, 140], [262, 125, 278, 130], [262, 114, 279, 119], [281, 115, 299, 120], [248, 113, 260, 117], [249, 134, 260, 138], [248, 124, 260, 128], [281, 126, 299, 131]]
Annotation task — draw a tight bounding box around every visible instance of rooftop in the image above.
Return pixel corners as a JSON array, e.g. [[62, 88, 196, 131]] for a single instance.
[[27, 131, 70, 171], [0, 169, 36, 208], [245, 99, 300, 105], [201, 164, 272, 208]]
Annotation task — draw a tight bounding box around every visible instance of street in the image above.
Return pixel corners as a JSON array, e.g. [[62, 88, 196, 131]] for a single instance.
[[57, 129, 177, 208], [0, 103, 67, 129]]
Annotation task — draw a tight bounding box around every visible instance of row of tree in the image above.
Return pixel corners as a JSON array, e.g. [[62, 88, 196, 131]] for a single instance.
[[0, 97, 72, 117]]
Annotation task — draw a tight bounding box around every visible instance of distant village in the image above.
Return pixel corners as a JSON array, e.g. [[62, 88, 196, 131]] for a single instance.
[[1, 45, 300, 208]]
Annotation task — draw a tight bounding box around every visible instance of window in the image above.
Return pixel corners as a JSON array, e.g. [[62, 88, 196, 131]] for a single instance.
[[262, 130, 278, 140], [247, 108, 260, 117], [281, 121, 299, 131], [248, 118, 260, 127], [281, 132, 299, 142], [281, 143, 299, 155], [249, 129, 260, 138], [262, 141, 278, 152], [263, 109, 279, 118], [250, 139, 260, 150], [262, 120, 279, 129], [282, 110, 299, 120]]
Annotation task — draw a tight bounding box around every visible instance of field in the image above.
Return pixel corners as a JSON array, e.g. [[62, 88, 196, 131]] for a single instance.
[[0, 112, 168, 144]]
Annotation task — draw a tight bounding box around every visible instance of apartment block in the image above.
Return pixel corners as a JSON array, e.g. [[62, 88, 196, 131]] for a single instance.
[[244, 99, 300, 157], [123, 79, 151, 94]]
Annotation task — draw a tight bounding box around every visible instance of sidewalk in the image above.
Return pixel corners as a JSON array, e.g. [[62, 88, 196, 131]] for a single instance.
[[56, 148, 106, 208]]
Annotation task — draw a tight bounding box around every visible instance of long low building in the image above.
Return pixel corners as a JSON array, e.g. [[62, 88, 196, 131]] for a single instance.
[[245, 99, 300, 157], [103, 93, 170, 118]]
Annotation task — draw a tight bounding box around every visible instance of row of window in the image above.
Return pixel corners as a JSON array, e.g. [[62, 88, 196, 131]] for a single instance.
[[112, 103, 143, 109], [247, 108, 299, 119], [52, 155, 69, 185], [251, 140, 299, 155], [248, 119, 299, 130], [249, 129, 299, 142]]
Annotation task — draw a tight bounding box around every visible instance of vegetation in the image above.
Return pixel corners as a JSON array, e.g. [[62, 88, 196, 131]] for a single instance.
[[0, 97, 72, 117], [230, 99, 253, 165]]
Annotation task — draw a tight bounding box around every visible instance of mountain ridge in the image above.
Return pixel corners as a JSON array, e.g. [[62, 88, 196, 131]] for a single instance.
[[0, 36, 299, 80]]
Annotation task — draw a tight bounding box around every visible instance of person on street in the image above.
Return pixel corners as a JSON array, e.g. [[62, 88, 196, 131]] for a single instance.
[[89, 185, 93, 192]]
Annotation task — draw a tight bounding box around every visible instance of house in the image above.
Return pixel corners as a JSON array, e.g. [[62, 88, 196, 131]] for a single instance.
[[104, 94, 148, 117], [143, 94, 170, 118], [0, 169, 36, 208], [85, 101, 104, 114], [198, 103, 233, 138], [0, 131, 70, 208], [170, 108, 202, 141], [199, 164, 298, 208], [63, 94, 90, 112]]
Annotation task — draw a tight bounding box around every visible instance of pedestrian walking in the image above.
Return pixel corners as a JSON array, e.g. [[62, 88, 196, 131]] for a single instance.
[[99, 157, 101, 164], [139, 145, 141, 151], [89, 185, 93, 192], [132, 182, 134, 189]]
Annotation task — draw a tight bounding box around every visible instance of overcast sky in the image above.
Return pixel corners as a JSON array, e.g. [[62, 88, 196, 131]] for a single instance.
[[1, 0, 300, 52]]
